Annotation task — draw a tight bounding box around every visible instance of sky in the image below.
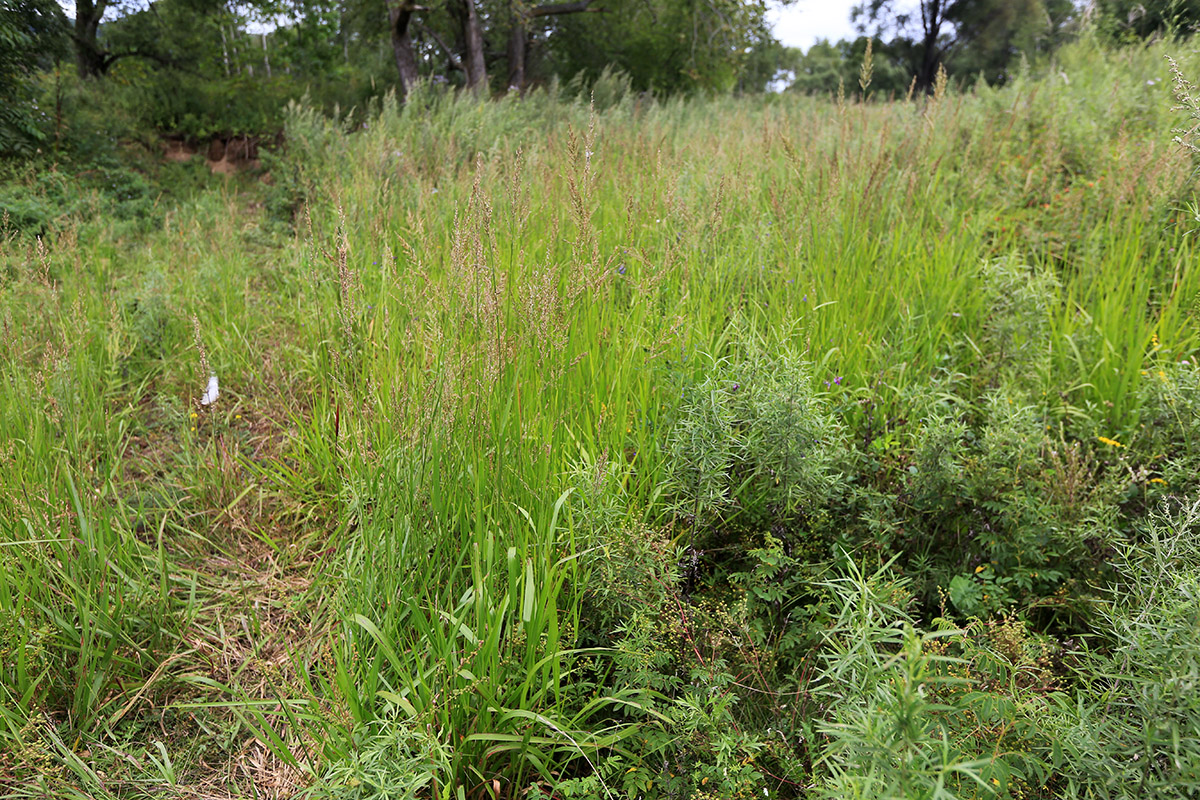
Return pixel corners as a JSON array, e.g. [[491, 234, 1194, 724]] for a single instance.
[[767, 0, 860, 50]]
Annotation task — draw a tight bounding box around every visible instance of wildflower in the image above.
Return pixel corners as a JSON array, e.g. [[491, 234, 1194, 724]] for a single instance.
[[616, 264, 626, 275], [1097, 436, 1124, 448], [975, 565, 986, 573], [833, 376, 842, 385], [1150, 477, 1167, 484]]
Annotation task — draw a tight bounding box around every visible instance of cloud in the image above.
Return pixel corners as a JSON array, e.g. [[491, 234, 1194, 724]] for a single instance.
[[767, 0, 859, 50]]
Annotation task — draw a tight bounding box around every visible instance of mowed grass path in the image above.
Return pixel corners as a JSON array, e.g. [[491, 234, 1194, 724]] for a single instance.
[[1, 36, 1199, 797]]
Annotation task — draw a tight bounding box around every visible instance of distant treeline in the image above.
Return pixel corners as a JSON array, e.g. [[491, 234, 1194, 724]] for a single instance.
[[0, 0, 1198, 155]]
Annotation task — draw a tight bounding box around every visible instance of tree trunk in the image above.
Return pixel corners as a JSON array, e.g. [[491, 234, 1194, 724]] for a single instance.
[[505, 0, 596, 94], [73, 0, 108, 79], [506, 10, 527, 92], [389, 3, 421, 101], [917, 0, 944, 91], [451, 0, 488, 93]]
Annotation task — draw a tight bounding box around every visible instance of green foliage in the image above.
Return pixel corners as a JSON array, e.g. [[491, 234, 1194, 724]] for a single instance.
[[0, 156, 203, 238], [790, 37, 913, 97], [0, 0, 66, 156], [851, 0, 1077, 89], [1135, 360, 1200, 492], [1097, 0, 1200, 41], [663, 342, 843, 527], [549, 0, 777, 93], [317, 713, 447, 799], [1036, 499, 1200, 798], [6, 34, 1200, 800]]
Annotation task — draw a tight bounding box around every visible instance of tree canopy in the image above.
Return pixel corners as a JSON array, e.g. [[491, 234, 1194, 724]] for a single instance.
[[0, 0, 67, 154], [851, 0, 1075, 90]]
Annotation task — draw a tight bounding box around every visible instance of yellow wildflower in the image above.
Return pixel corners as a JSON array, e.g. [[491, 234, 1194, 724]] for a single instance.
[[975, 565, 986, 573], [1150, 477, 1167, 485], [1097, 436, 1123, 448]]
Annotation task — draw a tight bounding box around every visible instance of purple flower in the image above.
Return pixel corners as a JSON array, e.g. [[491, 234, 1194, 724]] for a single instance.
[[616, 264, 626, 275], [834, 376, 842, 385]]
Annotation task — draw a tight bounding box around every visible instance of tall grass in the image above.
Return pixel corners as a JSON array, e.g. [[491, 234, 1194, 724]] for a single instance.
[[2, 31, 1200, 798]]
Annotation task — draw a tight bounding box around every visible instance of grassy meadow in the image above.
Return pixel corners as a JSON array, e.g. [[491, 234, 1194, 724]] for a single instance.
[[5, 34, 1200, 799]]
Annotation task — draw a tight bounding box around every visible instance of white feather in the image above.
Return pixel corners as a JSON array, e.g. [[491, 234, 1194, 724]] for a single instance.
[[200, 374, 220, 406]]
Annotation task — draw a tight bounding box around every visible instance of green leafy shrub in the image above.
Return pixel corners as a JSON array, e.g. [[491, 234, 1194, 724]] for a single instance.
[[663, 343, 844, 533], [1038, 498, 1200, 799], [813, 561, 1062, 799], [1134, 360, 1200, 495]]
